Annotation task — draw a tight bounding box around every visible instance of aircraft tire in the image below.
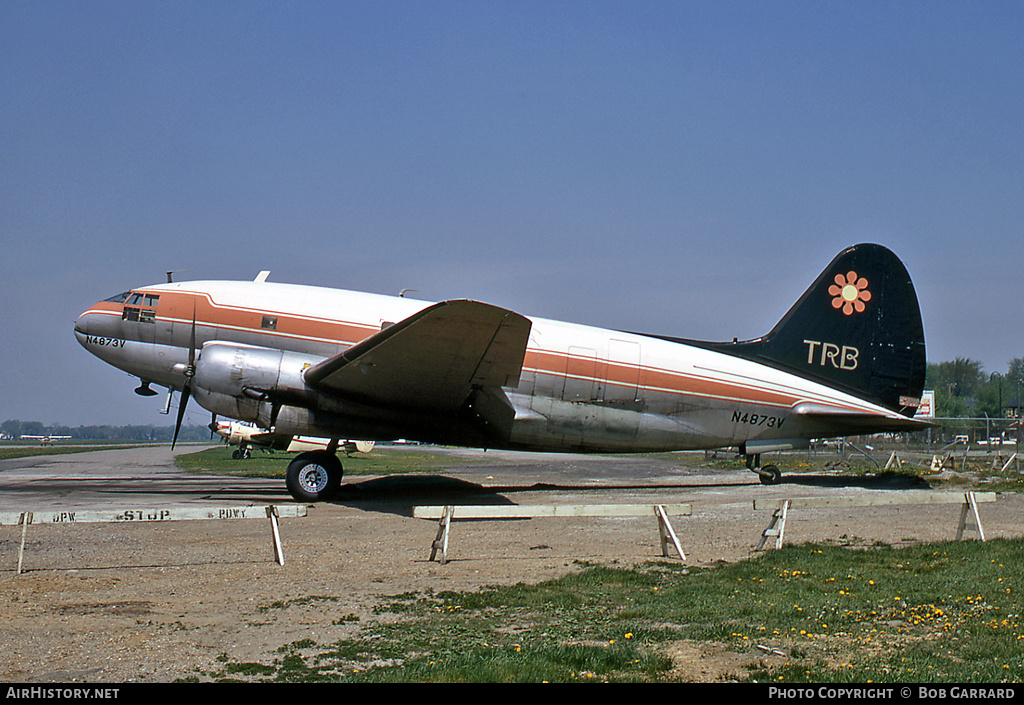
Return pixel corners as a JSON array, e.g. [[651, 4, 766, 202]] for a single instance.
[[286, 451, 342, 502], [759, 465, 782, 485]]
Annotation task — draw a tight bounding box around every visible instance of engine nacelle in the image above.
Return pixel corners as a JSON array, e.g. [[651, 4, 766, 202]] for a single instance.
[[193, 342, 323, 407], [189, 342, 420, 439]]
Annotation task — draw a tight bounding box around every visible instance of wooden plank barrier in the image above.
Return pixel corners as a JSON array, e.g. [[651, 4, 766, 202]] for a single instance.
[[1, 504, 308, 573], [413, 503, 692, 564], [752, 492, 997, 550]]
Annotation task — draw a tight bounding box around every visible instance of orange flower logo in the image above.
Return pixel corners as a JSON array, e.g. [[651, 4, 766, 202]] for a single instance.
[[829, 271, 871, 315]]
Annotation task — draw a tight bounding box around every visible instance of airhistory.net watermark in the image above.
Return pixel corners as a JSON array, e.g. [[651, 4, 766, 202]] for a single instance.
[[5, 688, 119, 700]]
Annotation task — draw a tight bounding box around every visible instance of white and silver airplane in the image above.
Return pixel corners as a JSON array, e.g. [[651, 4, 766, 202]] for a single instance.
[[21, 435, 73, 444], [212, 419, 373, 459], [75, 243, 929, 501]]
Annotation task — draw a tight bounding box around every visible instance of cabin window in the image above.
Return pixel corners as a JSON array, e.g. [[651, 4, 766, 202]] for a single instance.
[[261, 316, 278, 330]]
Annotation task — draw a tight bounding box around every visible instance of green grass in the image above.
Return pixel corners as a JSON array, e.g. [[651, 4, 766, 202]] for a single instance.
[[200, 539, 1024, 683]]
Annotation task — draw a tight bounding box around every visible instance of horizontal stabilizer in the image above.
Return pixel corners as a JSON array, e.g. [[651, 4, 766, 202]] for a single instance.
[[793, 402, 935, 433]]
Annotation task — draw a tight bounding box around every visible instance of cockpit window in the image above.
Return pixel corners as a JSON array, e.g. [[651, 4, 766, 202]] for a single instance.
[[121, 292, 160, 324], [104, 292, 131, 303]]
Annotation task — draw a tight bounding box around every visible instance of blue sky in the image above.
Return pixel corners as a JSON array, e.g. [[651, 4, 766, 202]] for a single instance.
[[2, 1, 1021, 426]]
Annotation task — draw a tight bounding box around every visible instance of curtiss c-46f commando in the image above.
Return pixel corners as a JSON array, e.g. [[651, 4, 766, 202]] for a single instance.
[[76, 244, 930, 501]]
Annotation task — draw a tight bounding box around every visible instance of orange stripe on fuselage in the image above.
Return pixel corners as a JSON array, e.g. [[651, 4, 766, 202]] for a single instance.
[[524, 347, 800, 410], [156, 290, 378, 349]]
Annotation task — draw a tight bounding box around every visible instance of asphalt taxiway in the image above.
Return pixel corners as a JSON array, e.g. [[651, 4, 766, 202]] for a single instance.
[[3, 445, 1023, 548], [0, 444, 757, 514]]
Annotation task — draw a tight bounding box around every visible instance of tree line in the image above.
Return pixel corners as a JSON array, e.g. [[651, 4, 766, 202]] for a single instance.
[[0, 419, 212, 442], [927, 357, 1024, 418]]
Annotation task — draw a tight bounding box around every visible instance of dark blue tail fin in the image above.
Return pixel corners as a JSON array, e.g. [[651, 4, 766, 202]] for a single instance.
[[721, 244, 927, 416]]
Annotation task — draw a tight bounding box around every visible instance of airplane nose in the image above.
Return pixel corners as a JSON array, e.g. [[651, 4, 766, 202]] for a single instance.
[[74, 311, 90, 337], [74, 310, 93, 341], [74, 303, 118, 343]]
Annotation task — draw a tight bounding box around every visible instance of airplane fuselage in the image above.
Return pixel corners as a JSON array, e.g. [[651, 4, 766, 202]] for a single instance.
[[75, 278, 917, 456]]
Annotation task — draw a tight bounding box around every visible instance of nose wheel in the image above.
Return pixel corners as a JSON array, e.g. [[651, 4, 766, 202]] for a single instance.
[[285, 451, 343, 502]]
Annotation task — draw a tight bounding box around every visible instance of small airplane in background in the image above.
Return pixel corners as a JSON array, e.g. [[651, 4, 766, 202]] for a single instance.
[[75, 243, 930, 502], [212, 419, 373, 459], [20, 435, 73, 444]]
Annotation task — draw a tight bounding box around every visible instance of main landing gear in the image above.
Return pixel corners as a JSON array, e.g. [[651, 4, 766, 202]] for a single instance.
[[746, 453, 782, 485], [285, 450, 343, 502]]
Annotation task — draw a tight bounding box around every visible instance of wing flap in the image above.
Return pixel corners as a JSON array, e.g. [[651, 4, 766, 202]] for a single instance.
[[304, 300, 532, 412]]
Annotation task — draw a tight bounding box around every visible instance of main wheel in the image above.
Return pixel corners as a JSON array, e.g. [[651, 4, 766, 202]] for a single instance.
[[285, 451, 343, 502]]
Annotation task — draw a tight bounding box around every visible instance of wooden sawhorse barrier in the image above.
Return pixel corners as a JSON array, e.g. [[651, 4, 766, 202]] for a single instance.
[[2, 504, 307, 573], [753, 492, 997, 550], [413, 503, 692, 564]]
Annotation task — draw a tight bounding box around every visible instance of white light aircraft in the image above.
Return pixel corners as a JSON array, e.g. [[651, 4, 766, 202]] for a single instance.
[[213, 419, 373, 459], [76, 244, 929, 501], [21, 435, 73, 444]]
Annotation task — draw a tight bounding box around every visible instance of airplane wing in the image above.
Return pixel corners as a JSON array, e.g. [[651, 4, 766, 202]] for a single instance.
[[247, 431, 294, 449], [303, 300, 532, 413]]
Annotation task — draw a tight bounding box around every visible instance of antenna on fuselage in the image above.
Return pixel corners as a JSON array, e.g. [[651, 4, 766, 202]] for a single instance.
[[399, 288, 417, 297], [166, 270, 189, 283], [255, 271, 271, 283]]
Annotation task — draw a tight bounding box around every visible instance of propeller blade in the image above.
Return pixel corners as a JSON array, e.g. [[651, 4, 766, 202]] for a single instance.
[[172, 305, 199, 451], [172, 383, 190, 449]]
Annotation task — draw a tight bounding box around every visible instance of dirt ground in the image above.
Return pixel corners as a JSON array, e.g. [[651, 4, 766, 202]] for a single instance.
[[2, 448, 1022, 683]]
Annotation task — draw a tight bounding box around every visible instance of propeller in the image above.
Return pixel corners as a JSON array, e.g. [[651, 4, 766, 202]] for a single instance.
[[172, 305, 197, 450], [268, 401, 280, 432]]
